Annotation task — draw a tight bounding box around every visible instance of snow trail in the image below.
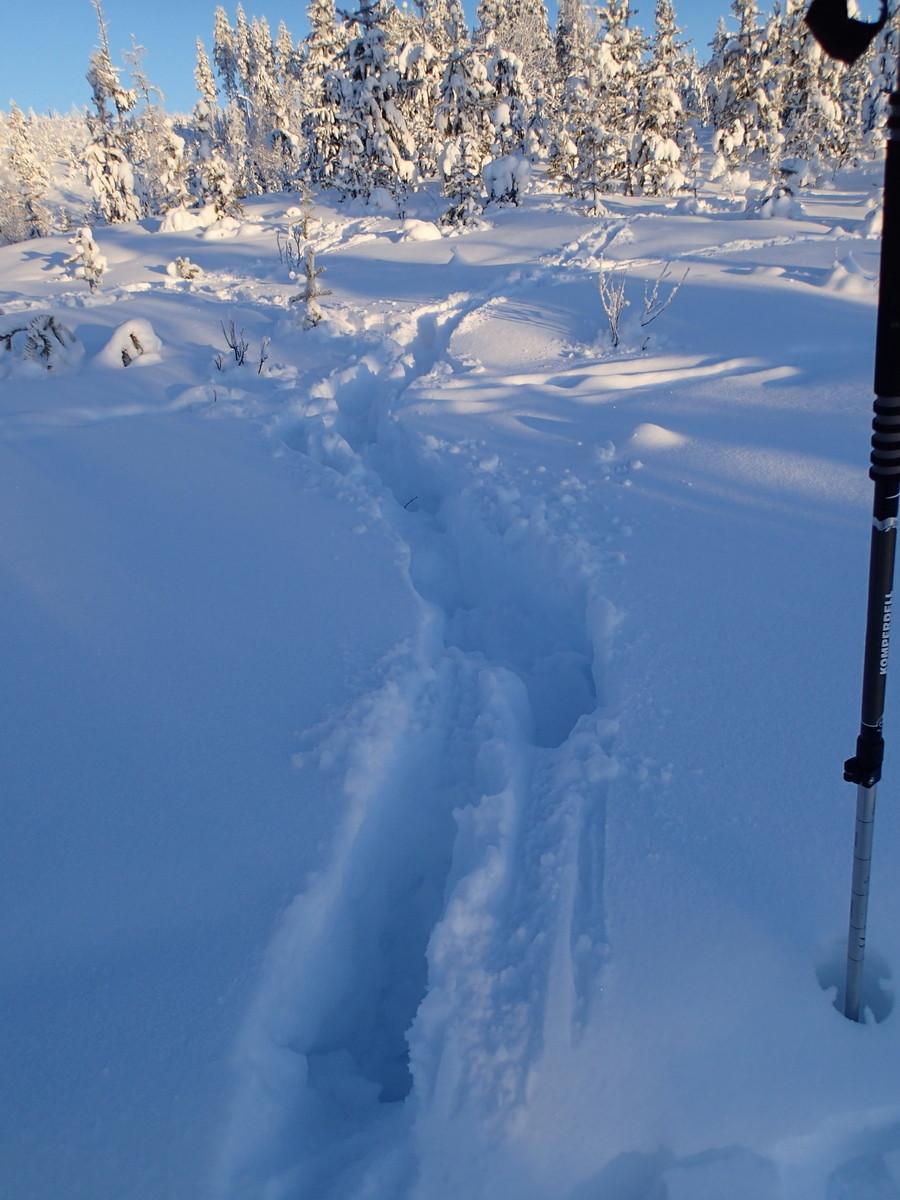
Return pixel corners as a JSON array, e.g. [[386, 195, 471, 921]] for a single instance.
[[213, 221, 622, 1199], [9, 180, 900, 1200]]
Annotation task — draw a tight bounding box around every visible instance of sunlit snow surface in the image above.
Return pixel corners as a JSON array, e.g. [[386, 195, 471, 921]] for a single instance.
[[2, 170, 900, 1200]]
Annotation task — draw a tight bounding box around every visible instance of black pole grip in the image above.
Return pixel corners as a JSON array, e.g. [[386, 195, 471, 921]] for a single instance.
[[874, 91, 900, 400], [847, 66, 900, 788]]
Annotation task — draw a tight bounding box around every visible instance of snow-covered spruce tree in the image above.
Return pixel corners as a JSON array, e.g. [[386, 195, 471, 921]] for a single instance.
[[234, 5, 254, 112], [290, 244, 332, 326], [486, 37, 533, 156], [395, 24, 445, 182], [777, 0, 847, 172], [708, 0, 783, 179], [839, 26, 886, 164], [191, 40, 244, 216], [219, 100, 254, 210], [550, 0, 590, 190], [213, 7, 241, 103], [303, 0, 348, 184], [436, 45, 495, 223], [417, 0, 469, 56], [196, 37, 220, 113], [547, 90, 580, 192], [65, 226, 107, 292], [5, 102, 51, 238], [580, 0, 645, 196], [524, 79, 554, 159], [242, 14, 300, 190], [556, 66, 609, 212], [702, 16, 729, 128], [863, 20, 899, 152], [149, 117, 192, 212], [123, 41, 192, 215], [83, 0, 143, 224], [475, 0, 507, 46], [333, 0, 417, 202], [497, 0, 555, 94], [277, 20, 304, 90], [554, 0, 596, 85], [213, 4, 297, 194], [632, 0, 698, 194]]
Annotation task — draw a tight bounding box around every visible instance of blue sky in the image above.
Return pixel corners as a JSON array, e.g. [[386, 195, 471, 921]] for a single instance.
[[3, 0, 754, 116]]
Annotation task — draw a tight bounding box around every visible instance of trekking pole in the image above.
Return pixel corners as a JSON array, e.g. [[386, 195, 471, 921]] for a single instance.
[[805, 0, 895, 1021]]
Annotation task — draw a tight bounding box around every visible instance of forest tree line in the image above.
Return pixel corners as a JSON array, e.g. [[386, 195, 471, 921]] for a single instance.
[[0, 0, 896, 240]]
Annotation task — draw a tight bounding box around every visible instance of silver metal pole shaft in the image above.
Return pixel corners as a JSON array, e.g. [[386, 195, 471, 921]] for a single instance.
[[845, 782, 877, 1022]]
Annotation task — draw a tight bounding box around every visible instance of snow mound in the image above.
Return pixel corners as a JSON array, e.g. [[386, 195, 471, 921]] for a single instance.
[[368, 187, 397, 215], [674, 196, 713, 215], [159, 204, 217, 233], [202, 216, 243, 240], [97, 319, 163, 368], [400, 219, 442, 242], [483, 154, 531, 203], [628, 422, 688, 451], [861, 204, 883, 238], [824, 252, 876, 299], [753, 187, 805, 220], [0, 312, 83, 377]]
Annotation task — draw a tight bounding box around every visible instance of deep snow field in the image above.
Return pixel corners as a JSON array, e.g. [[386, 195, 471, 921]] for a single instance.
[[3, 164, 900, 1200]]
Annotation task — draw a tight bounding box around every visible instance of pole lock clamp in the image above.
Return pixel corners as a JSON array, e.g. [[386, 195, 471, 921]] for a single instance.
[[845, 733, 885, 787]]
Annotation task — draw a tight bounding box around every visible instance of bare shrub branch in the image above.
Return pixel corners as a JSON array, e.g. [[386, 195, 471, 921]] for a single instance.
[[598, 258, 629, 349]]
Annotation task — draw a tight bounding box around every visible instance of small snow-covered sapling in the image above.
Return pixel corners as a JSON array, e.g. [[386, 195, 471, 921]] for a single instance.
[[65, 226, 107, 293], [170, 256, 203, 281], [290, 246, 332, 328]]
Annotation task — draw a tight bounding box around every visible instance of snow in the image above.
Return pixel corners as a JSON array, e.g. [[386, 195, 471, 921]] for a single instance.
[[2, 169, 900, 1200], [96, 317, 163, 366]]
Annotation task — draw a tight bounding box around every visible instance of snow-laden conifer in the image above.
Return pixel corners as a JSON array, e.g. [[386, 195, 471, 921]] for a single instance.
[[191, 42, 243, 217], [303, 0, 348, 184], [334, 0, 417, 202], [862, 21, 898, 152], [418, 0, 469, 55], [5, 102, 50, 238], [83, 2, 143, 225], [234, 5, 254, 109], [778, 0, 847, 173], [290, 245, 332, 326], [594, 0, 646, 194], [277, 20, 304, 89], [708, 0, 783, 177], [437, 45, 494, 223], [486, 38, 533, 155], [195, 39, 220, 112], [557, 0, 643, 201], [395, 26, 445, 182], [632, 0, 698, 194], [122, 42, 192, 216], [500, 0, 555, 92], [213, 7, 241, 102], [65, 226, 108, 292], [554, 0, 596, 84]]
